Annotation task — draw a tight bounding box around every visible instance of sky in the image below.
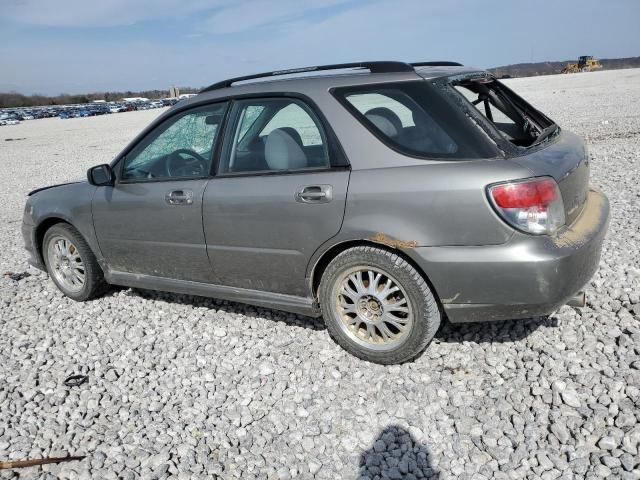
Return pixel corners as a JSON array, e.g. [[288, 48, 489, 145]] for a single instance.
[[1, 0, 639, 95]]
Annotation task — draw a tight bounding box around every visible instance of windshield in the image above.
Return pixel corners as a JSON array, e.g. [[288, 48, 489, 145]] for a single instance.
[[453, 77, 557, 148]]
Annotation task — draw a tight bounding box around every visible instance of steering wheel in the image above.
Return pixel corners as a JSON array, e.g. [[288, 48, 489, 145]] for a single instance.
[[165, 149, 208, 177]]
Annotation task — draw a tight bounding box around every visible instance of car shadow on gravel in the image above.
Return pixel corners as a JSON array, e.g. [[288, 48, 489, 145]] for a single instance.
[[434, 315, 558, 344], [359, 425, 439, 479], [117, 287, 327, 330], [113, 287, 558, 340]]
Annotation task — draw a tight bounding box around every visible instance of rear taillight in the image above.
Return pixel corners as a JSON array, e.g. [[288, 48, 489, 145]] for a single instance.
[[488, 177, 565, 235]]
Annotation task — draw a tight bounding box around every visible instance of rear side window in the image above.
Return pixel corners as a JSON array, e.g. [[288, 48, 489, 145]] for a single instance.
[[333, 81, 496, 159], [219, 98, 330, 174], [261, 103, 323, 146]]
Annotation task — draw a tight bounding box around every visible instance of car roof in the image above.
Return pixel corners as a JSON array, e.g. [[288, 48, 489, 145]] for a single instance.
[[181, 63, 484, 107]]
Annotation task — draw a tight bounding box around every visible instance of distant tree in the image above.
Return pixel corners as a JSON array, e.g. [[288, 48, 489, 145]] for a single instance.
[[0, 86, 207, 108]]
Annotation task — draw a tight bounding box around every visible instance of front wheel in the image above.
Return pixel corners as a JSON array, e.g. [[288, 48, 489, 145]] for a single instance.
[[318, 246, 441, 364], [43, 223, 107, 301]]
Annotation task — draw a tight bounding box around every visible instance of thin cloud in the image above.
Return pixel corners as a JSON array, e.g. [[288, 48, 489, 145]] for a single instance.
[[201, 0, 354, 35], [2, 0, 354, 29], [2, 0, 221, 27]]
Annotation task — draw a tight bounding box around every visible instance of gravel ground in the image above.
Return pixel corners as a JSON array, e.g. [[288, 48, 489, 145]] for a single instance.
[[1, 69, 639, 480]]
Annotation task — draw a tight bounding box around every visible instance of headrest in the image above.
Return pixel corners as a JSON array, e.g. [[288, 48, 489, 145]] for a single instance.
[[278, 127, 304, 147], [365, 107, 403, 137], [265, 128, 307, 170]]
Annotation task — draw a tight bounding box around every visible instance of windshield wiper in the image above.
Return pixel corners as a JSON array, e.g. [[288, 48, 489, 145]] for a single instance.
[[535, 124, 559, 145]]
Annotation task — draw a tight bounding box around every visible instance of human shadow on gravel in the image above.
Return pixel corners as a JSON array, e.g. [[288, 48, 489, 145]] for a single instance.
[[117, 287, 327, 330], [434, 315, 557, 344], [359, 425, 439, 479]]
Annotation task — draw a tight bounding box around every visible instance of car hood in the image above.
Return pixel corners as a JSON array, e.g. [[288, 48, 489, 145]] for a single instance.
[[28, 179, 85, 196]]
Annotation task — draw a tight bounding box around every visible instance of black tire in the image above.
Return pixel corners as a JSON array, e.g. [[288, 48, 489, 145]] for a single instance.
[[318, 246, 440, 364], [42, 223, 108, 301]]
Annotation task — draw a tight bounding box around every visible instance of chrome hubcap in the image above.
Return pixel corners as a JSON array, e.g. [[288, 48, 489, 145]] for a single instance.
[[334, 267, 413, 351], [47, 235, 85, 292]]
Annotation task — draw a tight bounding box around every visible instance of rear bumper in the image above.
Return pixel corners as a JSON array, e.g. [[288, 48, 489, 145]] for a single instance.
[[408, 188, 610, 323]]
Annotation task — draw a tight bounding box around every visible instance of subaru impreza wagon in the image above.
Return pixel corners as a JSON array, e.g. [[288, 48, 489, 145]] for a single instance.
[[23, 61, 610, 364]]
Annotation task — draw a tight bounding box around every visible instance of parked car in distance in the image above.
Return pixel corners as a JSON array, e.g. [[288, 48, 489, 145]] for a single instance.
[[0, 100, 167, 123], [23, 61, 610, 364], [88, 106, 109, 116]]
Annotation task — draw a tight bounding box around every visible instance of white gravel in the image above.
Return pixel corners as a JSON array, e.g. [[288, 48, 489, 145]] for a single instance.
[[1, 69, 639, 480]]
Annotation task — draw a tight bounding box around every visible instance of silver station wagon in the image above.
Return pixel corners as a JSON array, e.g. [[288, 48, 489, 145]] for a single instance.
[[23, 61, 610, 364]]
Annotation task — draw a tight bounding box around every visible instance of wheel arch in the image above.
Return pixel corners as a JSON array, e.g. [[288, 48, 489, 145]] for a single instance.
[[35, 216, 109, 300], [310, 239, 444, 310], [35, 217, 73, 266]]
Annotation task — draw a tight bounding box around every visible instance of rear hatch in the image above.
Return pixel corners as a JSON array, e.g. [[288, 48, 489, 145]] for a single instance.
[[444, 74, 589, 226]]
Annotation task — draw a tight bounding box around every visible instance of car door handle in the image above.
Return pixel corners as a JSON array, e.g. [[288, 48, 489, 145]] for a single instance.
[[165, 189, 194, 205], [295, 185, 333, 204]]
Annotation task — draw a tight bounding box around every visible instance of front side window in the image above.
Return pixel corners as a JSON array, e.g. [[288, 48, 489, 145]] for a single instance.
[[220, 98, 329, 174], [122, 103, 227, 181], [334, 81, 497, 159]]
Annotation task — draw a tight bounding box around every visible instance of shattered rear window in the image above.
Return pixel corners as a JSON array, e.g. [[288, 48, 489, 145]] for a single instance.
[[452, 77, 558, 148]]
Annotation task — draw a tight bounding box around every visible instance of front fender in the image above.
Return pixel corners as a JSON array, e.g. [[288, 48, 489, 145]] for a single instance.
[[27, 182, 103, 266]]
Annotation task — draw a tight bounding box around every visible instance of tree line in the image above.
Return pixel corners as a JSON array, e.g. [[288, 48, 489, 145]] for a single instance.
[[0, 87, 200, 109]]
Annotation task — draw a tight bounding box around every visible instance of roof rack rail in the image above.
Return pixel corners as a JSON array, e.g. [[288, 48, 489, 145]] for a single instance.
[[411, 61, 464, 67], [200, 61, 414, 92]]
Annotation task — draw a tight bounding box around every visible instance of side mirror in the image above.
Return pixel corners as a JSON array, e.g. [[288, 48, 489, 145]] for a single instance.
[[87, 164, 115, 186]]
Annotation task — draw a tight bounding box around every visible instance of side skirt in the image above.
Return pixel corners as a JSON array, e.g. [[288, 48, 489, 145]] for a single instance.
[[104, 270, 322, 318]]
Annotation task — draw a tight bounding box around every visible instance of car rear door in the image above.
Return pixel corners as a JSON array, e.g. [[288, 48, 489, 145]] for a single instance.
[[92, 102, 228, 283], [202, 96, 349, 296]]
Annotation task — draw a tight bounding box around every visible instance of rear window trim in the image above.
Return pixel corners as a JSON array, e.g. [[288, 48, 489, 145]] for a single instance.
[[330, 80, 500, 161]]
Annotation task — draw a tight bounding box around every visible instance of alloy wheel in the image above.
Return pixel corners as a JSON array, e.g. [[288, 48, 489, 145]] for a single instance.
[[333, 266, 413, 351], [47, 234, 86, 293]]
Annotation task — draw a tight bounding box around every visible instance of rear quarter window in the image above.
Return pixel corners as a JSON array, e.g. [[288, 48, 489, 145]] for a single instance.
[[332, 81, 497, 160]]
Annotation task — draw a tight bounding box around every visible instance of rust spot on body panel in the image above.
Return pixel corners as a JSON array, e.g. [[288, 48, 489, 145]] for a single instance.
[[369, 232, 418, 249]]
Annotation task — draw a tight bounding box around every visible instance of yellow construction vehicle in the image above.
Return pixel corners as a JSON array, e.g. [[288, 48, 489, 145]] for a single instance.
[[562, 56, 603, 73]]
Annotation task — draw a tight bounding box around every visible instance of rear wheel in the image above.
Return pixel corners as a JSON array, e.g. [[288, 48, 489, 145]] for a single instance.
[[43, 223, 107, 301], [318, 246, 440, 364]]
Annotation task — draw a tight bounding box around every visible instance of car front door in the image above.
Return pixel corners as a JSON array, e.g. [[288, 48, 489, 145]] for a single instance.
[[203, 97, 349, 296], [92, 102, 228, 282]]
